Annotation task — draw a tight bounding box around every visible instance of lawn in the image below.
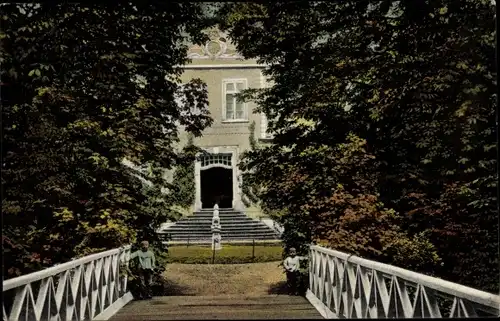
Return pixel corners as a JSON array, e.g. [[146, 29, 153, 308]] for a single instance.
[[161, 262, 289, 296], [166, 244, 284, 264]]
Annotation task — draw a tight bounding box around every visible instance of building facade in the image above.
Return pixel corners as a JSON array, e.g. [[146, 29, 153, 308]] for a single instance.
[[177, 27, 271, 214]]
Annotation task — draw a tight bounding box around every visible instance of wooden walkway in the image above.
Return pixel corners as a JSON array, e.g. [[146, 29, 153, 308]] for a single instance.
[[109, 295, 323, 320]]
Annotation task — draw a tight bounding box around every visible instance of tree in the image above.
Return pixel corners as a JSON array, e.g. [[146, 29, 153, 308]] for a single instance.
[[171, 134, 197, 209], [219, 1, 496, 292], [1, 3, 214, 278]]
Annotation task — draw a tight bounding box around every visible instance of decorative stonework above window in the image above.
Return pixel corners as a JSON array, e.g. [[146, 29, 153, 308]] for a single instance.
[[207, 40, 222, 56], [187, 27, 243, 60]]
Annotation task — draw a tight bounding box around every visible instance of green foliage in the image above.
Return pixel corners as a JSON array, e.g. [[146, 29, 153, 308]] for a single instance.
[[219, 0, 497, 292], [166, 245, 283, 264], [240, 121, 262, 207], [171, 134, 196, 208], [2, 3, 214, 279]]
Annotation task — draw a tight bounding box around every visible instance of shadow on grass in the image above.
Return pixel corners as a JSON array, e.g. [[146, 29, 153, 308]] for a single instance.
[[154, 277, 193, 296], [268, 277, 308, 296], [268, 281, 289, 295]]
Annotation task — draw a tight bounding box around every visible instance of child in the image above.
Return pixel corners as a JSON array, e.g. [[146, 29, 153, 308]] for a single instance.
[[283, 247, 306, 295], [129, 240, 156, 299]]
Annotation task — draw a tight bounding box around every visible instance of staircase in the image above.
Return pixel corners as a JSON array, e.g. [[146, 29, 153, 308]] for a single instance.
[[159, 209, 280, 242]]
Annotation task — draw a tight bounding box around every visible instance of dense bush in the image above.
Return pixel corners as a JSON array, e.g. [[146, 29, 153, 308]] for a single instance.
[[2, 3, 214, 279], [221, 0, 497, 292]]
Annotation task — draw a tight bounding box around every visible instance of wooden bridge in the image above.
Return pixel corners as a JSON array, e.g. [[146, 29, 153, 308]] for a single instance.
[[3, 245, 500, 320]]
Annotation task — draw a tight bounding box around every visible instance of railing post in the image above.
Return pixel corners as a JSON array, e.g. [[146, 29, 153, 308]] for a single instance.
[[252, 239, 255, 261]]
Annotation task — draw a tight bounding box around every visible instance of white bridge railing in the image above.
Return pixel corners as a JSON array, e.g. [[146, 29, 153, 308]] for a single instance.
[[306, 245, 500, 318], [3, 246, 133, 321]]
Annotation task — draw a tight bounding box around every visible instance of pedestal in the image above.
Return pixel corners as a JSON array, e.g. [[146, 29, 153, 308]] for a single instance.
[[212, 232, 222, 250], [194, 159, 201, 211], [211, 204, 222, 250]]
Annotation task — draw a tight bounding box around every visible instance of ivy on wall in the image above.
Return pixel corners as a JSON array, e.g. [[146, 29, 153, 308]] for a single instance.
[[171, 134, 196, 208], [240, 121, 262, 208]]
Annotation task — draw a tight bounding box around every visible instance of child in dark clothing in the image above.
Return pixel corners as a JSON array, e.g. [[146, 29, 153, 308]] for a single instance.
[[283, 247, 306, 295]]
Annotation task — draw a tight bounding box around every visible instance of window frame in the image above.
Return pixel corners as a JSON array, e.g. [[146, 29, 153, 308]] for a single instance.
[[221, 78, 248, 123]]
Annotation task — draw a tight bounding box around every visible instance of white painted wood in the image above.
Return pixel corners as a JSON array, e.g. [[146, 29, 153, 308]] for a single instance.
[[307, 245, 500, 318], [3, 246, 133, 321], [93, 292, 133, 320], [306, 289, 337, 319]]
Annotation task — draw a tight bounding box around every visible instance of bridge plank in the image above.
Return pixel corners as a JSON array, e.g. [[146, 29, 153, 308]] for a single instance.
[[109, 295, 323, 320]]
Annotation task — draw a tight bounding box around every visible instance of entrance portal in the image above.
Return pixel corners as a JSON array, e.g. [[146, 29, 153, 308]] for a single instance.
[[200, 167, 233, 209]]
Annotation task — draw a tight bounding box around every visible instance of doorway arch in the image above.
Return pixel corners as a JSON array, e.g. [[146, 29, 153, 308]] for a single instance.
[[200, 167, 233, 209], [199, 153, 234, 209]]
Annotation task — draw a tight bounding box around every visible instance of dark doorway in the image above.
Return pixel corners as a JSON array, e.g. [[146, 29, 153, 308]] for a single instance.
[[201, 167, 233, 209]]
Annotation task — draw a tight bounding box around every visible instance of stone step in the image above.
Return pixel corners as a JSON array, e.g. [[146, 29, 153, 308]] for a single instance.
[[176, 217, 252, 224], [162, 225, 274, 231], [160, 231, 278, 237], [162, 225, 269, 232], [193, 210, 247, 214], [163, 230, 275, 235], [194, 212, 243, 216], [162, 231, 278, 236], [188, 214, 249, 219], [176, 219, 258, 224], [170, 225, 267, 230], [161, 234, 278, 239], [168, 235, 278, 241], [181, 215, 252, 221], [169, 221, 270, 227], [160, 210, 280, 242]]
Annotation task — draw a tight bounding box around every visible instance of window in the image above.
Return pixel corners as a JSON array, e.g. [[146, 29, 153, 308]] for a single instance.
[[222, 79, 247, 121]]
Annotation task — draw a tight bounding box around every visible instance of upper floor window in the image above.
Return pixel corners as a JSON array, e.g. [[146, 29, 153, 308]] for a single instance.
[[222, 79, 247, 122]]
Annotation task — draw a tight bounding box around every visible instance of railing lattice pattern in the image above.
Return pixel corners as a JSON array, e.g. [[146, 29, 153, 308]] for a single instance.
[[308, 245, 500, 318], [3, 246, 131, 321]]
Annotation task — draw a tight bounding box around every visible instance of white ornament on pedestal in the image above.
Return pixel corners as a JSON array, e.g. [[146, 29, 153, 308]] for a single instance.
[[211, 204, 222, 250]]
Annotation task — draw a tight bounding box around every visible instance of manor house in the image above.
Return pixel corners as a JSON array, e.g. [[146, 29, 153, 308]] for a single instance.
[[175, 27, 272, 215]]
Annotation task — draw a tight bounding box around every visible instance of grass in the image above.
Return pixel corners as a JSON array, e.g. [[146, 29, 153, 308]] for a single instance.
[[161, 262, 289, 296], [166, 245, 284, 264]]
